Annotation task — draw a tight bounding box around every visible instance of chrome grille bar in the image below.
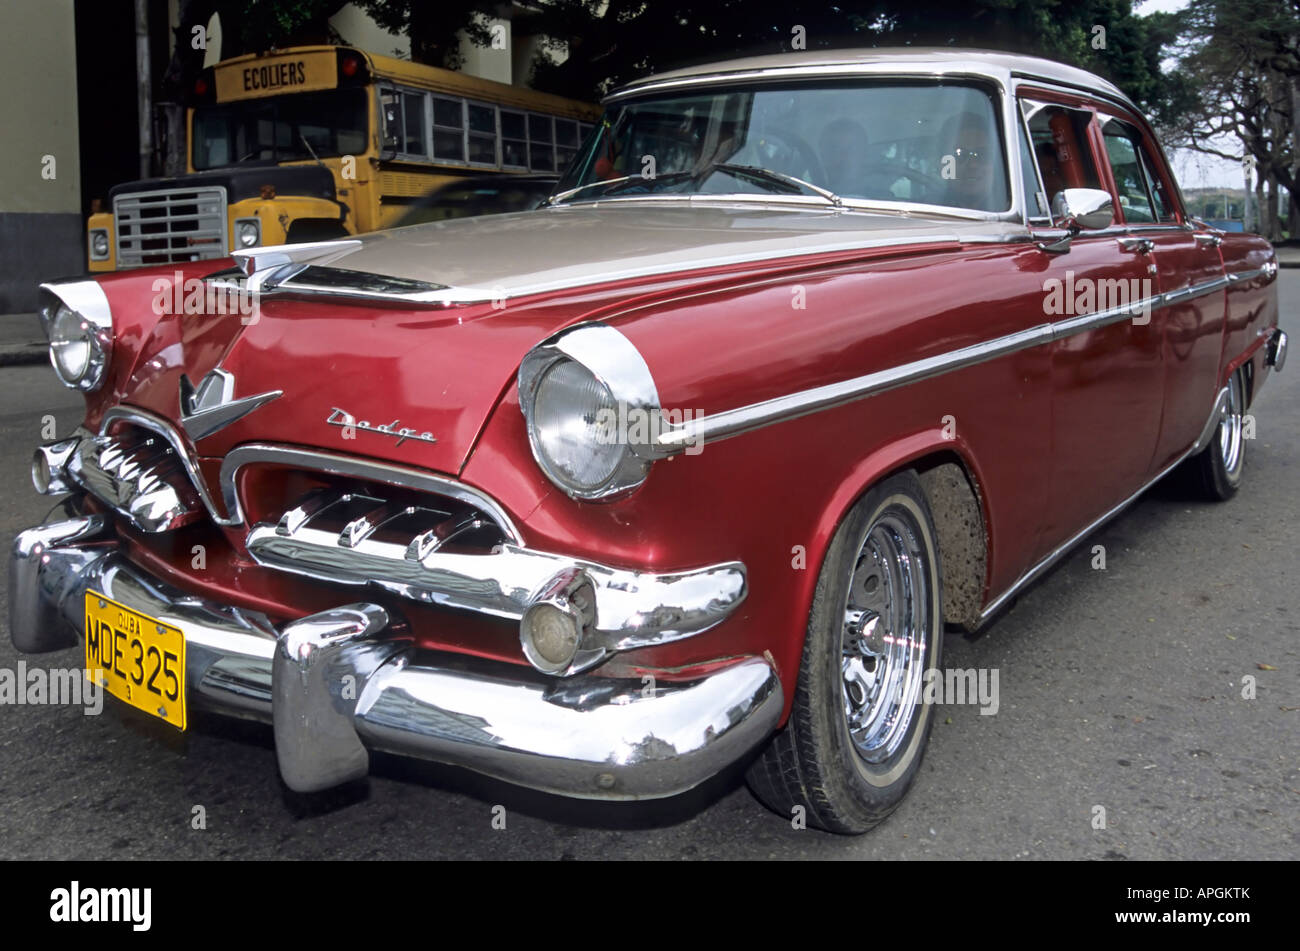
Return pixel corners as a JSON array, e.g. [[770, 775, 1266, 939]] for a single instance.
[[66, 428, 203, 533], [246, 487, 748, 655]]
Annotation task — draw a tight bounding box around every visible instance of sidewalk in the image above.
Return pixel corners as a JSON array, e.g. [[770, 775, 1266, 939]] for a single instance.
[[1273, 243, 1300, 269], [0, 313, 46, 367]]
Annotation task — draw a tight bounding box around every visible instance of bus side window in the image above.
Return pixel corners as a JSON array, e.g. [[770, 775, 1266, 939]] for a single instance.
[[381, 90, 401, 151], [403, 92, 429, 157]]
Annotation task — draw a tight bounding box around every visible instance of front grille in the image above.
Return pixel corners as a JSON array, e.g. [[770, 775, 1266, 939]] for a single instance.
[[114, 186, 228, 268], [245, 485, 528, 614], [69, 427, 203, 533], [267, 486, 508, 559]]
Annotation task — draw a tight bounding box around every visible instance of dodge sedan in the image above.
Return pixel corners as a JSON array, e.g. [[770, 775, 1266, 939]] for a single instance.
[[11, 48, 1285, 834]]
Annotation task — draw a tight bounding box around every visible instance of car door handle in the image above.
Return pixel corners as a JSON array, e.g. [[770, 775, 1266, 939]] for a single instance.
[[1117, 237, 1154, 254], [1194, 232, 1223, 248]]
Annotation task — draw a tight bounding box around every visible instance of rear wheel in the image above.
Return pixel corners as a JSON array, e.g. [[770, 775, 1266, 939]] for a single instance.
[[1190, 368, 1247, 501], [746, 470, 943, 834]]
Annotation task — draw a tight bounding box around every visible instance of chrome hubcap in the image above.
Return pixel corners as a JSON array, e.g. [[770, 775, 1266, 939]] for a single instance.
[[1218, 372, 1245, 477], [840, 511, 931, 763]]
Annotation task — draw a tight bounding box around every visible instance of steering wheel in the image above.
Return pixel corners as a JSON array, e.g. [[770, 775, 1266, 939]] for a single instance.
[[860, 161, 945, 197]]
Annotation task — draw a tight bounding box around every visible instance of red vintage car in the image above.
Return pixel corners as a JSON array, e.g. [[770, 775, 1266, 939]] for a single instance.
[[12, 49, 1285, 834]]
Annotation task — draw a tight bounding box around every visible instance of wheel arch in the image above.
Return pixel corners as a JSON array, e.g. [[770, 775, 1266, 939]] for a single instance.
[[802, 429, 993, 640]]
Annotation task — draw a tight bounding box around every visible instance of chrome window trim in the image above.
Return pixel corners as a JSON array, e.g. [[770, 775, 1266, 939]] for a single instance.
[[1015, 102, 1052, 225], [551, 192, 1018, 222], [217, 443, 523, 542], [596, 70, 1022, 221], [654, 272, 1233, 453]]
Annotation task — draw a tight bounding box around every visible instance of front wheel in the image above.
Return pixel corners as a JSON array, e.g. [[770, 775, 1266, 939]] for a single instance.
[[1190, 368, 1247, 501], [746, 470, 943, 834]]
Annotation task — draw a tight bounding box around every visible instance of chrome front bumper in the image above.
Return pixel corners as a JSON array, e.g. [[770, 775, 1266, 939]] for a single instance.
[[9, 514, 782, 800]]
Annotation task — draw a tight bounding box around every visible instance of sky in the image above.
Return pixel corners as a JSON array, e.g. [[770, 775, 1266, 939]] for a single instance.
[[1136, 0, 1253, 191]]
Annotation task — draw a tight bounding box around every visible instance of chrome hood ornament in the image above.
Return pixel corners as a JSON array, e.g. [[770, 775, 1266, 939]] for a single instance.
[[179, 368, 282, 441], [231, 238, 362, 293]]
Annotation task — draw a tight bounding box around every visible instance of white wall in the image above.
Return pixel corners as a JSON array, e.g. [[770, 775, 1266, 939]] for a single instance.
[[0, 0, 80, 214]]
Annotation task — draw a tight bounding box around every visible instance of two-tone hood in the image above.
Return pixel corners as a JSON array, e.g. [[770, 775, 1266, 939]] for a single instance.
[[287, 202, 1021, 303], [101, 204, 1020, 476]]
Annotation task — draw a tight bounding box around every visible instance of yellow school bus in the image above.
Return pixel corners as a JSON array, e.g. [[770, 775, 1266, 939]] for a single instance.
[[87, 46, 600, 271]]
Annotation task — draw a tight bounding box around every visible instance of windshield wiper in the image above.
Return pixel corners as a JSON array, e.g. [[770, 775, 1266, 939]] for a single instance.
[[544, 171, 696, 206], [546, 162, 842, 208], [703, 163, 842, 207]]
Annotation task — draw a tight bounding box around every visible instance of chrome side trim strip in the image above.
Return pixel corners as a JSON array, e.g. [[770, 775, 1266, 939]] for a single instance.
[[655, 273, 1231, 453], [977, 386, 1228, 625], [657, 323, 1051, 451], [217, 443, 523, 541]]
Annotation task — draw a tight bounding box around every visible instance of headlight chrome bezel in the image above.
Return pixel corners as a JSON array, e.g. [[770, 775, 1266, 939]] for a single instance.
[[518, 323, 665, 501], [39, 280, 113, 392]]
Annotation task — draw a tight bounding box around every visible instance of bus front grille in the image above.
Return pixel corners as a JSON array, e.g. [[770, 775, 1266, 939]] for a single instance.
[[114, 186, 228, 268]]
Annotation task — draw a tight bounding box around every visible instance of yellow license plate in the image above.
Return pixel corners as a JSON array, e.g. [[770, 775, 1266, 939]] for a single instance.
[[85, 592, 187, 730]]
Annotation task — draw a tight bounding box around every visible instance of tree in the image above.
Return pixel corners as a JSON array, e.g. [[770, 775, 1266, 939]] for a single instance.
[[506, 0, 1180, 115], [352, 0, 501, 69], [162, 0, 349, 97], [1160, 0, 1299, 238]]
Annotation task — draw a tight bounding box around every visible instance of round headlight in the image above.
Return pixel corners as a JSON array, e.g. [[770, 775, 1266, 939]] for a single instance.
[[48, 303, 108, 390], [531, 359, 625, 493], [90, 231, 109, 257], [518, 324, 664, 501], [237, 220, 260, 248]]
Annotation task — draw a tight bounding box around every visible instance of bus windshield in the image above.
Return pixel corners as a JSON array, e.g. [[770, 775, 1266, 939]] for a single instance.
[[193, 88, 369, 170]]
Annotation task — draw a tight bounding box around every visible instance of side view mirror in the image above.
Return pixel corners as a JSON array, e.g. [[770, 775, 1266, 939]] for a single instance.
[[1053, 187, 1114, 232], [1037, 187, 1114, 253]]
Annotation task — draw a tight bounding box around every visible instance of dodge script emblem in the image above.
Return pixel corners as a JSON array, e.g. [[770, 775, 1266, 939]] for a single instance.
[[326, 407, 437, 446]]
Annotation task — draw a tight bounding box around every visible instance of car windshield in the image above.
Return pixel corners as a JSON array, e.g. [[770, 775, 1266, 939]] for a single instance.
[[555, 80, 1010, 213], [193, 88, 369, 170]]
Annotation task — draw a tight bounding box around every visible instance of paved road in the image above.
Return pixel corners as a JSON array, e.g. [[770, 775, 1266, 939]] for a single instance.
[[1, 278, 1296, 860]]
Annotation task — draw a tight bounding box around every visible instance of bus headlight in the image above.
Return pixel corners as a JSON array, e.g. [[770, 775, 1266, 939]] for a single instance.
[[518, 324, 663, 500], [89, 229, 110, 261], [40, 281, 113, 392], [235, 217, 261, 248]]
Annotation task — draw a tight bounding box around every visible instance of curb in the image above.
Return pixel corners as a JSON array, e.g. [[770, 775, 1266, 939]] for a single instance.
[[0, 346, 49, 368]]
